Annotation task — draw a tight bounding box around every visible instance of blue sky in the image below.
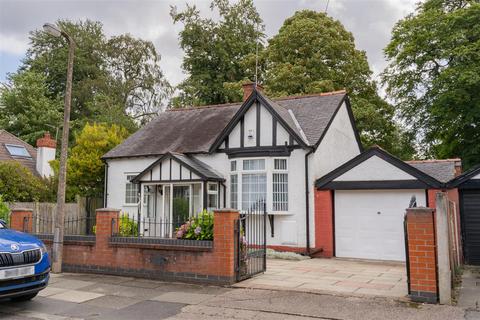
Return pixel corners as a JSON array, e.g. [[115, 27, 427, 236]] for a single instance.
[[0, 0, 417, 87]]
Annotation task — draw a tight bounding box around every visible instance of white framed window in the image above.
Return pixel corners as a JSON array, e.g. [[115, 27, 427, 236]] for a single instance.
[[273, 158, 288, 211], [125, 174, 139, 204], [242, 173, 267, 211], [230, 174, 238, 209], [207, 182, 219, 210], [243, 159, 265, 171], [230, 160, 237, 172]]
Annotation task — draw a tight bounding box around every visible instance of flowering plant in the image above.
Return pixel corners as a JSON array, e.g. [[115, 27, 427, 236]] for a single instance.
[[176, 210, 213, 240]]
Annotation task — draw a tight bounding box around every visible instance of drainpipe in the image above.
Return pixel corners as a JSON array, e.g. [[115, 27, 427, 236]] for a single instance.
[[304, 148, 314, 255], [103, 160, 109, 208]]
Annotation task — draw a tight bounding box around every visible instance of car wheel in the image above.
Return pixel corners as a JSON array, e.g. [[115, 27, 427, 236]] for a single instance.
[[11, 292, 38, 302]]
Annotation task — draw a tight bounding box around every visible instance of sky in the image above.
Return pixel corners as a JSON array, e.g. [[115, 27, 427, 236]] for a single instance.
[[0, 0, 418, 88]]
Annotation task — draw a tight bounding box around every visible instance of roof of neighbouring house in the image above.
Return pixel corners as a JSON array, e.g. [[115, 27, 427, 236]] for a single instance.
[[0, 129, 38, 174], [102, 90, 350, 159], [407, 159, 462, 183]]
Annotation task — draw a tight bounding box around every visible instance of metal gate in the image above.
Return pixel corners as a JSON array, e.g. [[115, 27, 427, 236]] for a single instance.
[[235, 201, 267, 281]]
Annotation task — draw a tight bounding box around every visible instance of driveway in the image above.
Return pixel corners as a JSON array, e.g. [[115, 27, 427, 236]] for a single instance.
[[234, 258, 408, 298], [0, 272, 468, 320]]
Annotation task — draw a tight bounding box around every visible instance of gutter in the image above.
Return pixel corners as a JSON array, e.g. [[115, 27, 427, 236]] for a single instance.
[[304, 148, 314, 255]]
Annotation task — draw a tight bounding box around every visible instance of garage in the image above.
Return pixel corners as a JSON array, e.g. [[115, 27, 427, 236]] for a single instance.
[[450, 167, 480, 265], [335, 189, 426, 261], [315, 147, 447, 262]]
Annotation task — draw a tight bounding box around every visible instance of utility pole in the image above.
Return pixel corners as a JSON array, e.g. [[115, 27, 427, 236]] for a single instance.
[[43, 23, 75, 273]]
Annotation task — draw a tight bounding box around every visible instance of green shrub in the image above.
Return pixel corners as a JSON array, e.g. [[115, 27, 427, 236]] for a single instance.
[[0, 195, 10, 225], [0, 161, 54, 202], [118, 213, 138, 236], [175, 210, 214, 240]]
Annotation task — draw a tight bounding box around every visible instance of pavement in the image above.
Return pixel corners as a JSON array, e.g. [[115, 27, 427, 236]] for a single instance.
[[458, 266, 480, 320], [0, 269, 473, 320], [234, 258, 408, 298]]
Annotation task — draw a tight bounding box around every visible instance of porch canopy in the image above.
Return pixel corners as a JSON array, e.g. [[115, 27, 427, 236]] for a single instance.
[[131, 152, 225, 232]]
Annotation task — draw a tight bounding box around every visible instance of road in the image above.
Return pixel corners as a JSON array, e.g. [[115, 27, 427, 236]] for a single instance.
[[0, 272, 475, 320]]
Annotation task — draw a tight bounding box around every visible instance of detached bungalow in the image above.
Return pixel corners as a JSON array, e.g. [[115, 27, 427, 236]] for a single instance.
[[102, 83, 362, 251], [102, 83, 470, 261]]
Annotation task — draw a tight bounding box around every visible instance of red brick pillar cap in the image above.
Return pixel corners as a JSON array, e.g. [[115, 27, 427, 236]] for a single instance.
[[96, 208, 121, 212], [36, 132, 56, 149], [406, 207, 435, 213], [214, 208, 240, 213]]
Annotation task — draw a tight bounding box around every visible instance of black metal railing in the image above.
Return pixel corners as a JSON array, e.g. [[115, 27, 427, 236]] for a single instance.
[[110, 212, 214, 240], [20, 215, 96, 236]]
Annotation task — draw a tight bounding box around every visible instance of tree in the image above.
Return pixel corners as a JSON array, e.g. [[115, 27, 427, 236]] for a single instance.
[[0, 71, 62, 146], [171, 0, 264, 107], [106, 34, 172, 124], [264, 10, 414, 158], [383, 0, 480, 167], [0, 162, 53, 202], [51, 123, 129, 201], [2, 19, 171, 143]]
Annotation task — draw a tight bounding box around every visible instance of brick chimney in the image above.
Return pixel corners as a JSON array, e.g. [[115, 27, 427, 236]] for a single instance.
[[242, 82, 264, 102], [454, 159, 462, 177], [36, 132, 56, 178]]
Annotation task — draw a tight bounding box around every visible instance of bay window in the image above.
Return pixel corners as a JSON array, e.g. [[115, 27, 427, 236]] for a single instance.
[[207, 182, 219, 210]]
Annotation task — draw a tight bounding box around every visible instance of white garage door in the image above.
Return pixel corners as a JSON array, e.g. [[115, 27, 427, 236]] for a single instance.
[[335, 189, 426, 261]]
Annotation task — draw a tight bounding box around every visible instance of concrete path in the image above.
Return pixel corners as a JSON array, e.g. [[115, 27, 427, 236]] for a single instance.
[[234, 258, 408, 298], [458, 266, 480, 320], [0, 272, 471, 320]]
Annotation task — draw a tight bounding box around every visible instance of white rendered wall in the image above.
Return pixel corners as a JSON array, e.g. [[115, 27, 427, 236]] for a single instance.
[[334, 155, 416, 181], [36, 147, 55, 178], [308, 102, 362, 248], [311, 102, 361, 180], [106, 156, 157, 216]]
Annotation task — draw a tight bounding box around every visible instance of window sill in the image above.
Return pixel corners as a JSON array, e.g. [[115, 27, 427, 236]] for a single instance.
[[123, 203, 139, 207]]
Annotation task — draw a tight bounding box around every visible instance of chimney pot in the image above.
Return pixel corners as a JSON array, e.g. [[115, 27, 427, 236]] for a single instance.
[[242, 82, 264, 102], [36, 132, 56, 149]]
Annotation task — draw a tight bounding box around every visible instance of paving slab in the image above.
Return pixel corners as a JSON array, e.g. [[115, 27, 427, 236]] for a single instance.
[[152, 292, 216, 305], [48, 289, 105, 303], [98, 300, 186, 320], [49, 278, 95, 290], [37, 286, 68, 297], [85, 294, 143, 309], [234, 257, 408, 299]]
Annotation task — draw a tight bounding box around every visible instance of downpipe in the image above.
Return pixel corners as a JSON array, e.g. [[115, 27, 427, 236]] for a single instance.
[[304, 148, 314, 256]]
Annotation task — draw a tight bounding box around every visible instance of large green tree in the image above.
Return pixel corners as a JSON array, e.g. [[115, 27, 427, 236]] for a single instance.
[[51, 123, 129, 201], [0, 71, 62, 146], [263, 10, 414, 158], [1, 19, 171, 143], [171, 0, 264, 106], [383, 0, 480, 168]]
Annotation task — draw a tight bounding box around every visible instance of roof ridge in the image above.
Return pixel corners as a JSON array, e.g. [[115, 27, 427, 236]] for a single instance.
[[407, 159, 461, 163], [166, 102, 241, 112], [273, 90, 347, 101]]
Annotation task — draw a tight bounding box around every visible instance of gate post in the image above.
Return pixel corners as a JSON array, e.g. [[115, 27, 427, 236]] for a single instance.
[[405, 207, 438, 303], [435, 192, 452, 304]]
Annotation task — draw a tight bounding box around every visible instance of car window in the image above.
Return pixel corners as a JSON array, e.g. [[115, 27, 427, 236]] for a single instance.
[[0, 221, 5, 229]]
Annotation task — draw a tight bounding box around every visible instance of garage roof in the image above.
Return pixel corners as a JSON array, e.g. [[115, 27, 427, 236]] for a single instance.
[[448, 164, 480, 189], [315, 147, 443, 190]]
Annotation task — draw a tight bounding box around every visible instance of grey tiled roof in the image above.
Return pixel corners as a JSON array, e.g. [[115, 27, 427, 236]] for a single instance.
[[171, 152, 223, 180], [0, 130, 38, 174], [103, 91, 347, 159], [408, 160, 459, 183]]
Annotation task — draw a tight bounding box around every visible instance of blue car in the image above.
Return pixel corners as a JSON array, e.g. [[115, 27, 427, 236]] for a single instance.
[[0, 219, 50, 301]]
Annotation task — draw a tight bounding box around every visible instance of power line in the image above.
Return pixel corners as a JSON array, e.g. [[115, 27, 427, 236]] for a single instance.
[[325, 0, 330, 13]]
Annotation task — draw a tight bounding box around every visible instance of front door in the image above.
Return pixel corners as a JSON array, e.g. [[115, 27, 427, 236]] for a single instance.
[[172, 185, 191, 229]]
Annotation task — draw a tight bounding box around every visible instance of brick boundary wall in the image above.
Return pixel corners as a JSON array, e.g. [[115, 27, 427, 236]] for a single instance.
[[405, 207, 438, 303], [10, 208, 240, 285], [313, 189, 334, 257]]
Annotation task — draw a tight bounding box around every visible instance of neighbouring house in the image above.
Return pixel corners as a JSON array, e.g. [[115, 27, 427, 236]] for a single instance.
[[0, 130, 56, 178], [103, 83, 362, 250], [314, 146, 462, 261]]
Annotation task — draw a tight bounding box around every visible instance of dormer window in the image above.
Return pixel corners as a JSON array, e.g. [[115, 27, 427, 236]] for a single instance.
[[5, 144, 31, 158]]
